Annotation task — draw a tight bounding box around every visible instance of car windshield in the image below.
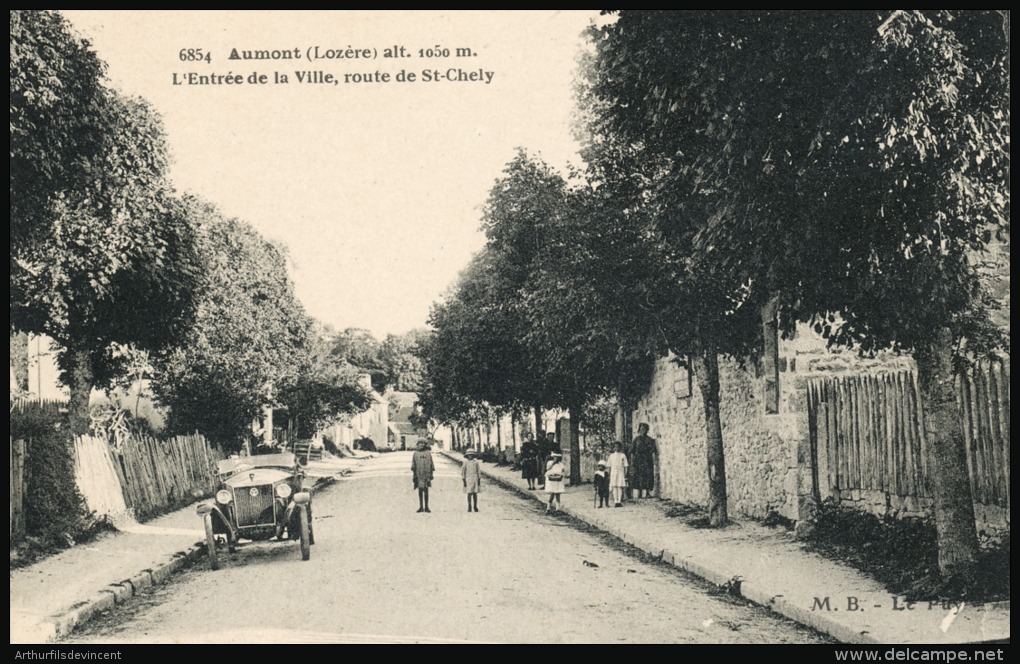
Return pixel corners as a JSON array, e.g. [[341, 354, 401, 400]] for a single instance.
[[217, 453, 296, 478]]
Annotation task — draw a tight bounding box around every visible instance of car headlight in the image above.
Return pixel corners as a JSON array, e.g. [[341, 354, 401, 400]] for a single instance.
[[216, 490, 233, 504], [275, 484, 293, 499]]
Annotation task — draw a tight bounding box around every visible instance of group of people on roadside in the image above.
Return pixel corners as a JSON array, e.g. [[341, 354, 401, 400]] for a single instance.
[[518, 430, 557, 491], [593, 424, 656, 507], [517, 430, 567, 513], [518, 423, 658, 511], [410, 424, 658, 515]]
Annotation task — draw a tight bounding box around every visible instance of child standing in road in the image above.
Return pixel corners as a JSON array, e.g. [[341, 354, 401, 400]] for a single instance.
[[412, 440, 435, 513], [544, 450, 566, 514], [462, 449, 482, 512]]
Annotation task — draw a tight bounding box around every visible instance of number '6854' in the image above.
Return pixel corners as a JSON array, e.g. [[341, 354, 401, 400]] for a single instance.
[[179, 48, 211, 63]]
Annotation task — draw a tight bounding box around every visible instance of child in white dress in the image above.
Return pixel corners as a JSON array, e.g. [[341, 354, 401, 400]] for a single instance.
[[544, 450, 566, 514]]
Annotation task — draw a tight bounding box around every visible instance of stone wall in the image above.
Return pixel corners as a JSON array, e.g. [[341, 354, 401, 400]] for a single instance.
[[830, 489, 1009, 543], [624, 324, 1008, 539], [630, 353, 795, 520], [626, 324, 916, 523]]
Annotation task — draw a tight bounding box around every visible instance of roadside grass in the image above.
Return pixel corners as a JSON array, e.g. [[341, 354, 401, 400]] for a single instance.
[[803, 499, 1010, 604], [660, 497, 1009, 604], [10, 516, 119, 570]]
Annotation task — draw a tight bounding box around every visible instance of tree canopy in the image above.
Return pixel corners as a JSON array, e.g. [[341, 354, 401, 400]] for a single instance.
[[151, 200, 312, 444], [10, 10, 105, 259], [11, 11, 202, 432], [578, 9, 1009, 572]]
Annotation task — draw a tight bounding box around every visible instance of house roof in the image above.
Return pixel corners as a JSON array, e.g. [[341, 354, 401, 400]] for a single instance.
[[390, 421, 418, 435], [388, 391, 419, 422]]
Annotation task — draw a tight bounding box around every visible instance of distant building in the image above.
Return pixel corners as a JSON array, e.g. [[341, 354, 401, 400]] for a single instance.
[[317, 374, 389, 451], [10, 333, 166, 430], [349, 374, 390, 448], [386, 390, 422, 450]]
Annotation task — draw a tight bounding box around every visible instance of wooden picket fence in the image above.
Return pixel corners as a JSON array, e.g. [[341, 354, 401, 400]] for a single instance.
[[807, 359, 1009, 507], [956, 359, 1010, 506], [10, 397, 69, 414], [10, 393, 224, 538], [75, 433, 223, 521], [11, 438, 27, 541]]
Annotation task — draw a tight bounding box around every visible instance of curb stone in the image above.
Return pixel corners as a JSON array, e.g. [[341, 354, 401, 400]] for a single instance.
[[767, 592, 874, 644], [150, 563, 173, 585], [106, 582, 133, 605], [127, 571, 153, 593], [89, 591, 117, 615], [44, 545, 204, 642]]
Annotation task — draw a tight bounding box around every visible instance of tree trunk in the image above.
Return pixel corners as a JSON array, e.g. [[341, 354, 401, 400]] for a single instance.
[[618, 379, 634, 449], [496, 418, 502, 451], [568, 404, 582, 484], [511, 414, 518, 451], [67, 347, 94, 436], [10, 332, 30, 392], [692, 347, 728, 527], [915, 327, 979, 582], [534, 404, 544, 438]]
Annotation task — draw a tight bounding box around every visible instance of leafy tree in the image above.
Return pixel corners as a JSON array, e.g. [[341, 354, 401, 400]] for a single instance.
[[579, 13, 768, 522], [581, 11, 1009, 576], [414, 328, 480, 436], [424, 149, 662, 481], [772, 11, 1010, 583], [10, 10, 105, 264], [426, 249, 540, 418], [151, 199, 311, 448], [329, 327, 388, 391], [379, 329, 430, 392], [476, 150, 599, 446], [275, 323, 374, 440], [10, 84, 201, 433], [518, 178, 662, 483]]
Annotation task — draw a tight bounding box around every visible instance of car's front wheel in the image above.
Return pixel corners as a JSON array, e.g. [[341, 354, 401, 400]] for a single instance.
[[307, 501, 315, 546], [299, 504, 311, 561], [204, 514, 220, 571]]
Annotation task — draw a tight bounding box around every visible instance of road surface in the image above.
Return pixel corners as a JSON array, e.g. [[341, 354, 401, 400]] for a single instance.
[[61, 452, 830, 644]]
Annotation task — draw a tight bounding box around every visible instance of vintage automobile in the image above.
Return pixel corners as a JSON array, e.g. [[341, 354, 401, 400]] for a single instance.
[[197, 452, 314, 569]]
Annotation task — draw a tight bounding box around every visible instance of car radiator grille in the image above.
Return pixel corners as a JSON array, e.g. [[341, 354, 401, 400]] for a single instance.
[[233, 485, 276, 527]]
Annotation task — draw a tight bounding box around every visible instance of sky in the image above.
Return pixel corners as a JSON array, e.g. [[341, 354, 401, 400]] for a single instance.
[[61, 10, 602, 338]]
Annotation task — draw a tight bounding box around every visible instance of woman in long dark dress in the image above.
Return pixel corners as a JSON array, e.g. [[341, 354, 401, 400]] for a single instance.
[[519, 434, 540, 490], [629, 423, 658, 499]]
